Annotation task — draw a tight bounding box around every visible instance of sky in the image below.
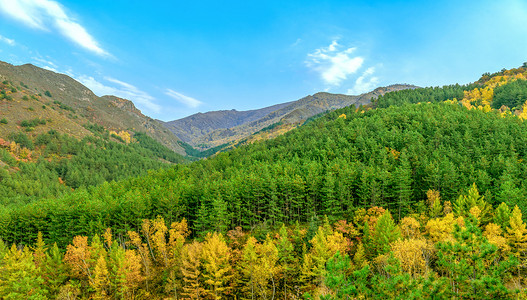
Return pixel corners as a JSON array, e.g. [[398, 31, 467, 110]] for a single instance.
[[0, 0, 526, 121]]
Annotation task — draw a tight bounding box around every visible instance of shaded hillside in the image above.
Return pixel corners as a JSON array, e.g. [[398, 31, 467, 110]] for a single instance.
[[162, 102, 293, 144], [0, 61, 185, 154], [164, 84, 417, 149]]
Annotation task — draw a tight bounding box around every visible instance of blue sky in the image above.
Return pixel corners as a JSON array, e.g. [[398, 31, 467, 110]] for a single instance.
[[0, 0, 526, 121]]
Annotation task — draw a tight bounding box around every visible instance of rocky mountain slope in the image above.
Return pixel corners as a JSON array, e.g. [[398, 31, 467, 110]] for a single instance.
[[0, 61, 185, 154], [163, 84, 418, 149]]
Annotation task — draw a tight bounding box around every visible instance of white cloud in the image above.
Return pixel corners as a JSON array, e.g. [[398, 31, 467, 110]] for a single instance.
[[0, 34, 15, 46], [0, 0, 108, 56], [75, 75, 161, 113], [165, 89, 202, 108], [42, 65, 58, 72], [32, 56, 56, 67], [306, 40, 364, 86], [347, 67, 379, 95]]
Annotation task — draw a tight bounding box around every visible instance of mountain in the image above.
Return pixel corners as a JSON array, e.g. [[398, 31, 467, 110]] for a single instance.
[[0, 61, 185, 154], [163, 84, 418, 149], [3, 66, 527, 298], [7, 66, 527, 247]]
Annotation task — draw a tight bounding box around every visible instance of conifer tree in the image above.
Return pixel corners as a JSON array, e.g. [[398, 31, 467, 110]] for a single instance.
[[436, 216, 516, 298], [394, 153, 413, 219], [0, 245, 46, 299], [321, 252, 353, 300], [370, 210, 400, 256], [92, 256, 110, 299], [426, 190, 443, 218], [506, 205, 527, 278], [44, 243, 68, 297], [201, 232, 233, 299], [494, 202, 511, 229], [276, 224, 298, 299], [181, 241, 204, 299]]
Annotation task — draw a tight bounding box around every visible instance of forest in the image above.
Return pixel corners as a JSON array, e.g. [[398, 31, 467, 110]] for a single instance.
[[0, 186, 525, 299], [2, 67, 527, 298], [0, 126, 189, 207]]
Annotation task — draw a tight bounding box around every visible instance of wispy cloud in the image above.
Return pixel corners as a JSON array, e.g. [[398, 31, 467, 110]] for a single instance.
[[75, 75, 161, 113], [347, 67, 379, 95], [291, 38, 302, 47], [306, 40, 363, 86], [165, 89, 202, 108], [0, 0, 108, 56], [0, 34, 15, 46], [32, 56, 56, 67]]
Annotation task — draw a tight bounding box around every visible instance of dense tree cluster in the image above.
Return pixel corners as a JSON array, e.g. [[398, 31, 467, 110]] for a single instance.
[[1, 186, 526, 298], [492, 79, 527, 110], [373, 83, 477, 108], [3, 101, 527, 249], [0, 129, 188, 207]]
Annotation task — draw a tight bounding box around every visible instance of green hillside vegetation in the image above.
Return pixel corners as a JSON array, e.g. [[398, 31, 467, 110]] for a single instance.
[[0, 67, 194, 207], [0, 126, 189, 207], [5, 87, 527, 246], [3, 67, 527, 298]]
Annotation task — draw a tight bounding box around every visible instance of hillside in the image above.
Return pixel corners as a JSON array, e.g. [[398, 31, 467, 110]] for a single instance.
[[0, 61, 185, 154], [163, 84, 417, 149], [5, 67, 527, 244], [3, 66, 527, 298], [0, 62, 191, 205]]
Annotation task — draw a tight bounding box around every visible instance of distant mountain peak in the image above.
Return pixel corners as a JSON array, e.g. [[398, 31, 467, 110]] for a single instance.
[[163, 84, 418, 149]]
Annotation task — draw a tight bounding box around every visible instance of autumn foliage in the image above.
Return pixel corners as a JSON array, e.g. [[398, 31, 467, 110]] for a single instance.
[[1, 185, 527, 298]]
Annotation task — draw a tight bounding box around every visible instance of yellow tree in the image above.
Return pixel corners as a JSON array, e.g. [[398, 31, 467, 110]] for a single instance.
[[180, 241, 204, 299], [399, 216, 421, 239], [127, 230, 153, 292], [201, 232, 233, 299], [32, 231, 47, 268], [483, 223, 510, 256], [239, 236, 259, 299], [352, 242, 368, 271], [390, 238, 433, 278], [166, 219, 190, 298], [255, 235, 280, 299], [0, 244, 46, 299], [64, 235, 95, 286], [506, 205, 527, 275], [151, 217, 169, 267], [92, 255, 110, 299], [426, 213, 464, 243]]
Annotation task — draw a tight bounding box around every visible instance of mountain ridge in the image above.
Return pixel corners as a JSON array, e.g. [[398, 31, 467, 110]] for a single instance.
[[163, 84, 418, 148], [0, 61, 185, 154]]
